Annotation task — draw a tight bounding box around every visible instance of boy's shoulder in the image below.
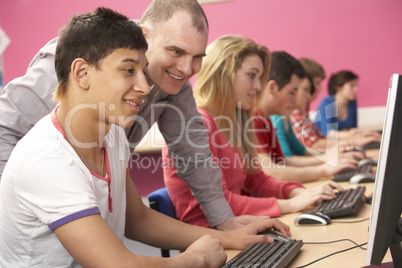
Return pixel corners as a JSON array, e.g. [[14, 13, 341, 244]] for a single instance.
[[3, 114, 81, 185], [10, 113, 77, 169], [323, 95, 335, 102], [17, 114, 59, 149]]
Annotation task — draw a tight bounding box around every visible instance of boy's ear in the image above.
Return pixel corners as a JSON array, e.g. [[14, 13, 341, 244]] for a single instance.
[[71, 58, 90, 90], [141, 26, 150, 39], [266, 80, 279, 95]]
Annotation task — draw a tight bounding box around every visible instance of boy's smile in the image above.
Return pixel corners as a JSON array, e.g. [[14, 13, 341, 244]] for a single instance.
[[86, 48, 150, 128], [143, 11, 208, 95]]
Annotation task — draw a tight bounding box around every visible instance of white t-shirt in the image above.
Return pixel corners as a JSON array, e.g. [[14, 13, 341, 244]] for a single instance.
[[0, 109, 130, 267]]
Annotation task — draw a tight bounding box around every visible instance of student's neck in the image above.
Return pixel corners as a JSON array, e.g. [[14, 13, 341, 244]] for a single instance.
[[57, 102, 107, 176], [257, 100, 275, 118], [334, 93, 348, 107]]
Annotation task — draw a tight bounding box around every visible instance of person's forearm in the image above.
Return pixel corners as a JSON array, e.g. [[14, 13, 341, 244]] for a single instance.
[[276, 187, 310, 214], [276, 188, 307, 214], [285, 155, 322, 167], [126, 202, 248, 253], [126, 204, 216, 250], [328, 129, 353, 140], [56, 213, 205, 268], [309, 138, 329, 152], [276, 199, 298, 214], [124, 174, 227, 250]]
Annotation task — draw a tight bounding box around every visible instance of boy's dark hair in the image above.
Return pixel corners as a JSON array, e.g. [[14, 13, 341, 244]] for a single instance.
[[269, 51, 306, 90], [54, 7, 148, 99], [328, 70, 358, 95]]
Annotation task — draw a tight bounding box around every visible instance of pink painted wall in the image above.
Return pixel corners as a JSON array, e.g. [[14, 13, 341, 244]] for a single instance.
[[1, 0, 402, 110]]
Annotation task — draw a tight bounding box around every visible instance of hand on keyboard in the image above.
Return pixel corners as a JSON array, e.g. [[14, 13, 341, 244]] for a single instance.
[[321, 150, 362, 177], [348, 130, 382, 148], [332, 158, 377, 183], [279, 181, 344, 214], [314, 186, 366, 218], [225, 218, 292, 250]]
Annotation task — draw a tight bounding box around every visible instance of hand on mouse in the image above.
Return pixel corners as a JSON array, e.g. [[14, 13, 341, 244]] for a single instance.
[[218, 219, 292, 249], [223, 218, 291, 250]]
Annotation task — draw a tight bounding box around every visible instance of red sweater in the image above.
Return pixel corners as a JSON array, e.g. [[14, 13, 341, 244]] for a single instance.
[[162, 108, 303, 228], [253, 110, 285, 163]]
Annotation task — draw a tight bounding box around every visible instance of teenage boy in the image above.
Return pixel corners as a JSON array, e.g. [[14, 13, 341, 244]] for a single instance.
[[299, 57, 326, 102], [253, 51, 363, 183], [0, 8, 290, 267], [0, 0, 264, 230]]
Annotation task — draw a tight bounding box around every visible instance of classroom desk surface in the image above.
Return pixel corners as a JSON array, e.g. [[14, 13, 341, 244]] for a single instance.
[[225, 180, 393, 267]]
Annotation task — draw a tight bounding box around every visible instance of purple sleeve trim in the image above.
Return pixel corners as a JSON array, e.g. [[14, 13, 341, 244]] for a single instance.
[[48, 207, 100, 231]]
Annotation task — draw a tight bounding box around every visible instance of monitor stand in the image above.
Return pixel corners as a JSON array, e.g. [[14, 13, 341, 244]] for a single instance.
[[389, 217, 402, 267]]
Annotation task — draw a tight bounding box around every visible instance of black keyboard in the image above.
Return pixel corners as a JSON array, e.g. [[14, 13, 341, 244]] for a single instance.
[[363, 141, 381, 150], [332, 159, 376, 182], [315, 186, 366, 218], [222, 239, 303, 268]]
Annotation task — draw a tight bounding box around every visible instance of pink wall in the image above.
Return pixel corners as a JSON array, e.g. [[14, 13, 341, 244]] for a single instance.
[[1, 0, 402, 110]]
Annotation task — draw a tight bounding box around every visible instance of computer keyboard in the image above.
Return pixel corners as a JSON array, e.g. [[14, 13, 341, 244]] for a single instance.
[[363, 141, 381, 150], [222, 239, 303, 268], [314, 186, 366, 218], [332, 159, 376, 182]]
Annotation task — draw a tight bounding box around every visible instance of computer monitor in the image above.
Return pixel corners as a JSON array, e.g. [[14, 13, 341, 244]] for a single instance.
[[366, 74, 402, 266]]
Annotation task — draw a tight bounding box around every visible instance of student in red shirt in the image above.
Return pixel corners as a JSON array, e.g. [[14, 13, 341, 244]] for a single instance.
[[162, 35, 343, 228]]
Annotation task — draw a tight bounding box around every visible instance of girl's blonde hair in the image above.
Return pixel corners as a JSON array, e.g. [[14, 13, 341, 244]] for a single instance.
[[194, 35, 270, 173]]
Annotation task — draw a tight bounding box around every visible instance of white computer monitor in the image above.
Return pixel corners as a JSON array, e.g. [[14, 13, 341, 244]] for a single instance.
[[366, 74, 402, 266]]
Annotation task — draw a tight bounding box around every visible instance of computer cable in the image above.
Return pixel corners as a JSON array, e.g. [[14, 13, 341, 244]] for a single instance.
[[292, 240, 368, 268], [303, 238, 367, 250], [331, 217, 369, 224]]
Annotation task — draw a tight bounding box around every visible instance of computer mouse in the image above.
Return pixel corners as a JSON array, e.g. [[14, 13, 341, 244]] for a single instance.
[[357, 158, 378, 167], [349, 173, 376, 184], [259, 230, 291, 242], [294, 211, 331, 226]]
